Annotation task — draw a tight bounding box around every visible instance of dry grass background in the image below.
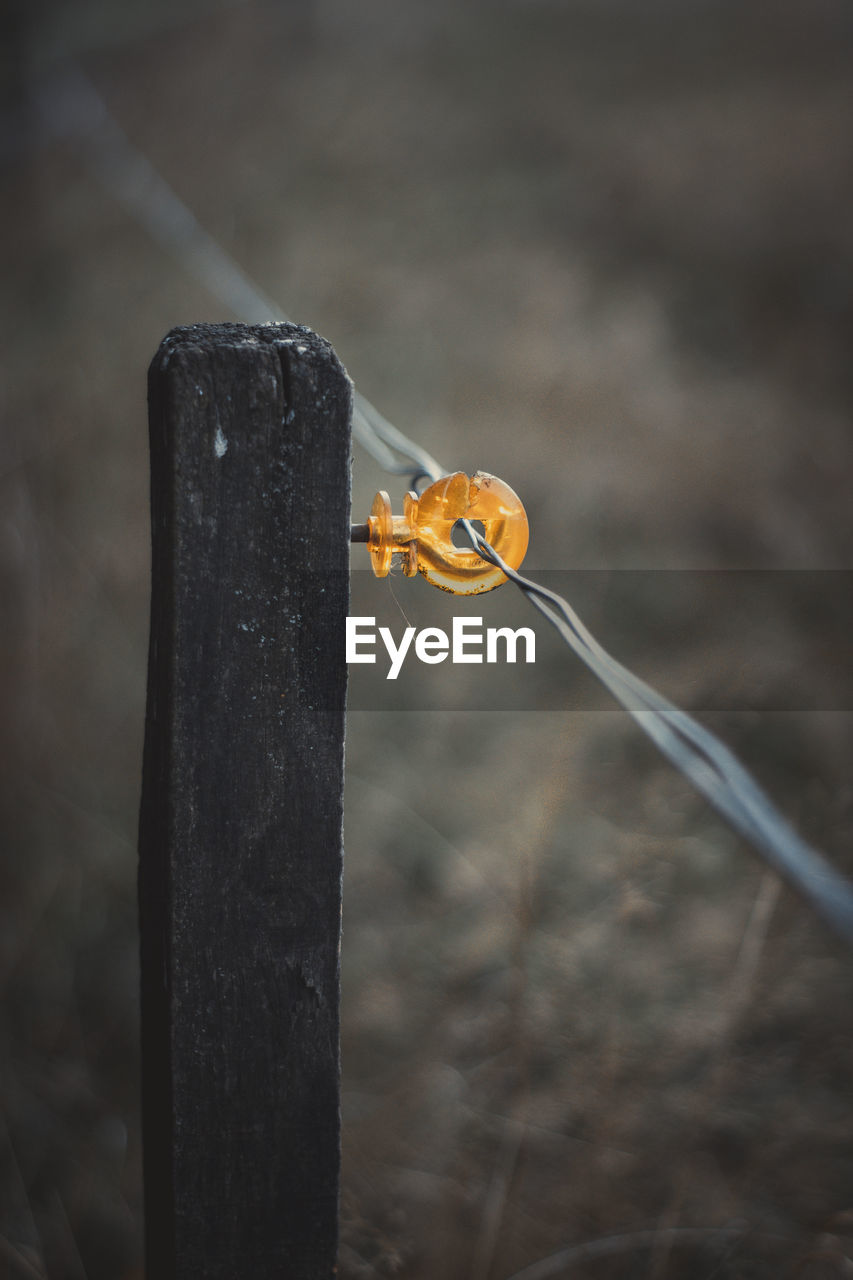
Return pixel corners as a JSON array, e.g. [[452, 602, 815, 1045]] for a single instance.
[[1, 0, 853, 1276]]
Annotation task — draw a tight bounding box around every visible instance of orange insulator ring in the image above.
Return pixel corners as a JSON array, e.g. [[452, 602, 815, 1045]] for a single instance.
[[361, 471, 528, 595]]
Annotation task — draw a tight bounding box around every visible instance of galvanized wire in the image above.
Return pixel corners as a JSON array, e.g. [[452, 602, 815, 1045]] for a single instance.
[[34, 66, 445, 488], [459, 520, 853, 944], [41, 64, 853, 944]]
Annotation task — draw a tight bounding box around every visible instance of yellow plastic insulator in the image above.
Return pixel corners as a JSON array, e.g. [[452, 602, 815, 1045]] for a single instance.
[[364, 471, 529, 595]]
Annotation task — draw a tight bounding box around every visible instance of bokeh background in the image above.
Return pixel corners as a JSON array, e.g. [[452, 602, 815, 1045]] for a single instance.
[[2, 1, 853, 1276]]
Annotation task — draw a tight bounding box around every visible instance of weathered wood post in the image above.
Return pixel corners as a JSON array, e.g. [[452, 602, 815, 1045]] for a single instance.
[[139, 322, 351, 1278]]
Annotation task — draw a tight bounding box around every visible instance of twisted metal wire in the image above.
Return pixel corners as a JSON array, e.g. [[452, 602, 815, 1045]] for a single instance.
[[40, 65, 853, 943]]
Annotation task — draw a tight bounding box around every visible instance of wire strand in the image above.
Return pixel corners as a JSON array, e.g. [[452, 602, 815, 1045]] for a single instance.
[[461, 522, 853, 942], [34, 66, 440, 485], [42, 64, 853, 944]]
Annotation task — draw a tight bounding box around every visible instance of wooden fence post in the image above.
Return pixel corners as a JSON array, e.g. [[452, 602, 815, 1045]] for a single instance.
[[139, 322, 351, 1278]]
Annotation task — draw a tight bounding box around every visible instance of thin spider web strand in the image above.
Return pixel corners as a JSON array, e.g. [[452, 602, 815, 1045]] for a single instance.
[[502, 1224, 789, 1280]]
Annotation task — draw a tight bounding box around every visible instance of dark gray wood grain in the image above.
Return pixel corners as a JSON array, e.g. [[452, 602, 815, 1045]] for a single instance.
[[139, 322, 351, 1279]]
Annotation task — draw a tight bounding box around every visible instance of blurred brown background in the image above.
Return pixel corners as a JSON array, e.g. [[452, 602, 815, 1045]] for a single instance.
[[2, 1, 853, 1276]]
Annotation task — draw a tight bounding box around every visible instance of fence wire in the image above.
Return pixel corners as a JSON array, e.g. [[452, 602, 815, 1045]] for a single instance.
[[38, 64, 853, 945]]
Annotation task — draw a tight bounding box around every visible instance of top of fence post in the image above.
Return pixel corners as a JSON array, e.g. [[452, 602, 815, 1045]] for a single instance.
[[139, 321, 351, 1279]]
